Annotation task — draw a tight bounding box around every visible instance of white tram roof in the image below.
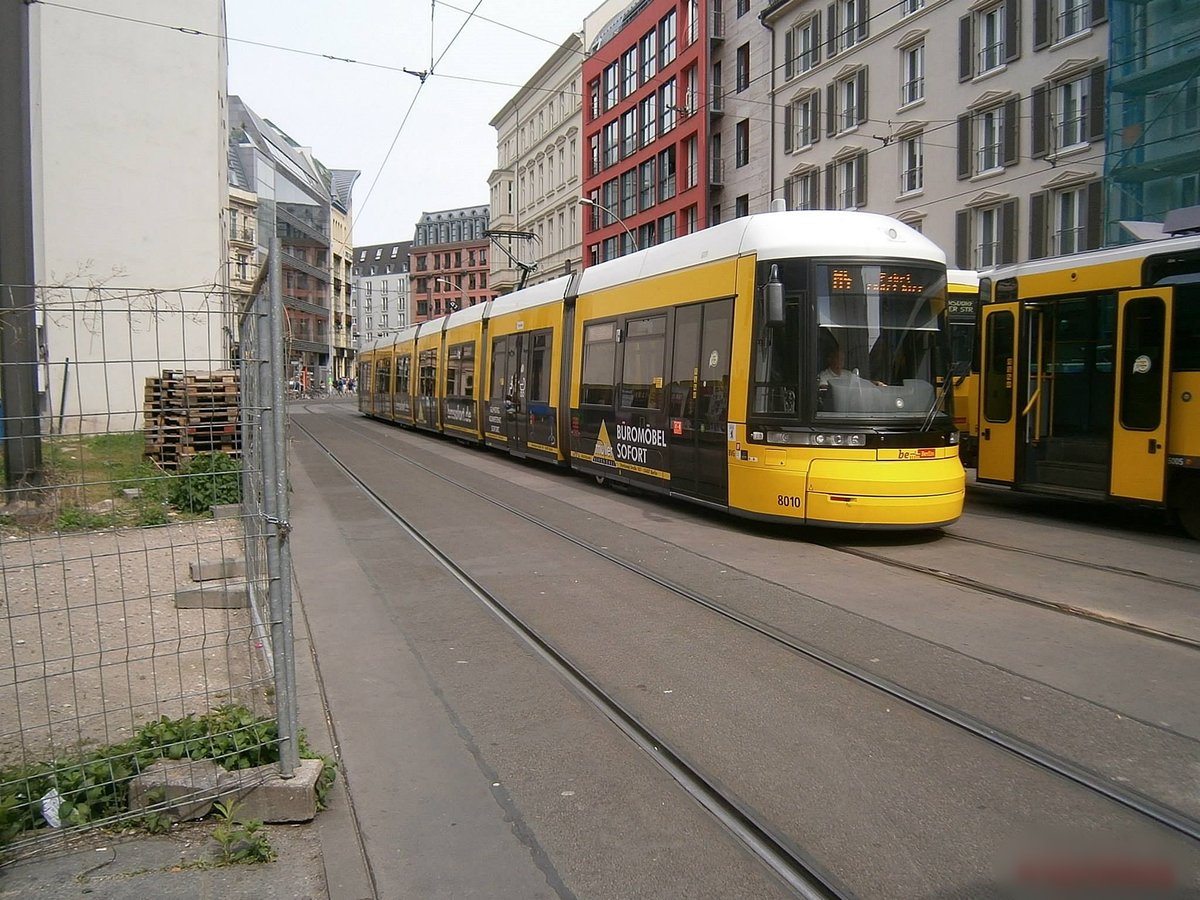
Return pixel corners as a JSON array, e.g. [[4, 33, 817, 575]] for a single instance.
[[576, 210, 945, 297], [948, 269, 981, 289], [487, 274, 576, 319], [981, 231, 1200, 282]]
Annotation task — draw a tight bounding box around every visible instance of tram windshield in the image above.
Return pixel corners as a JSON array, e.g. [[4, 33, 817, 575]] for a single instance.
[[815, 263, 949, 419]]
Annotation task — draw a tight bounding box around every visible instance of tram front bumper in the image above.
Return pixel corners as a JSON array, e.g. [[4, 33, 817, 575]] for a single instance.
[[804, 455, 966, 528]]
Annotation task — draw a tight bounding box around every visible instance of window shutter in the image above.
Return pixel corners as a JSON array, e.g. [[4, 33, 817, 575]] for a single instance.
[[810, 170, 821, 209], [813, 92, 821, 144], [825, 163, 835, 210], [856, 69, 868, 126], [1004, 0, 1020, 63], [813, 12, 822, 65], [1033, 0, 1050, 50], [955, 209, 971, 269], [1091, 0, 1108, 26], [1000, 198, 1018, 265], [1029, 191, 1047, 259], [1084, 180, 1104, 249], [1088, 65, 1107, 143], [826, 82, 837, 136], [855, 152, 867, 207], [1031, 83, 1048, 159], [1003, 96, 1020, 167], [785, 28, 795, 80], [957, 113, 971, 179], [783, 176, 794, 210], [959, 16, 973, 82], [856, 0, 868, 41], [785, 104, 794, 152], [827, 4, 838, 56]]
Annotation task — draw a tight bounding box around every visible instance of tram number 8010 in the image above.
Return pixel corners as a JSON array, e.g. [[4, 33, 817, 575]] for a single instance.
[[777, 495, 803, 508]]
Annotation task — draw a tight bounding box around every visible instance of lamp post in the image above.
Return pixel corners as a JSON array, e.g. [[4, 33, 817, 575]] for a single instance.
[[578, 197, 639, 253], [434, 277, 469, 313]]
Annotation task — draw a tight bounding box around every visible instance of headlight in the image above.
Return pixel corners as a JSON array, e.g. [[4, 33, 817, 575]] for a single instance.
[[764, 431, 866, 447], [949, 431, 961, 445]]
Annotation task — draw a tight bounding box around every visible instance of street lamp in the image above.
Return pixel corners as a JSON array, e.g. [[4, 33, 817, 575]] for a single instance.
[[434, 277, 469, 313], [578, 197, 639, 252]]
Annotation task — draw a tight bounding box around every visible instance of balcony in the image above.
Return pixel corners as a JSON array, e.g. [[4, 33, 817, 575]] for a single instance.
[[710, 86, 725, 116], [710, 158, 725, 187], [711, 9, 725, 42], [229, 226, 256, 246]]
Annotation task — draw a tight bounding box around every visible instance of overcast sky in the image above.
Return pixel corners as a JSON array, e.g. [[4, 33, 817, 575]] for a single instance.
[[226, 0, 601, 246]]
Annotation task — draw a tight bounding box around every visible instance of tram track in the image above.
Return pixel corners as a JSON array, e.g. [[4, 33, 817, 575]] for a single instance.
[[815, 538, 1200, 651], [294, 409, 1200, 852]]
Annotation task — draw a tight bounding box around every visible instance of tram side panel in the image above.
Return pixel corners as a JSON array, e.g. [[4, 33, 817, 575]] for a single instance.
[[441, 318, 486, 444]]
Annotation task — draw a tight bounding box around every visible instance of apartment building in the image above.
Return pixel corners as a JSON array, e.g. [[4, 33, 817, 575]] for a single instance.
[[762, 0, 1110, 268], [352, 240, 412, 346], [489, 33, 586, 294], [581, 0, 713, 265], [410, 207, 495, 322]]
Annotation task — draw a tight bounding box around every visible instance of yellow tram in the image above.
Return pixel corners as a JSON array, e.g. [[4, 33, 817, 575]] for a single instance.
[[976, 233, 1200, 538], [359, 209, 965, 530], [947, 269, 981, 466]]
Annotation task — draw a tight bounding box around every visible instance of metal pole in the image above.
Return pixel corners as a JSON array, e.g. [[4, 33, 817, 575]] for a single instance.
[[0, 0, 43, 490], [264, 239, 298, 774]]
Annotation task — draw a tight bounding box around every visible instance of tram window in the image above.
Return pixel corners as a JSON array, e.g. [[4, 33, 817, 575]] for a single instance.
[[752, 294, 800, 414], [490, 338, 507, 400], [418, 348, 437, 398], [983, 312, 1014, 422], [1120, 296, 1165, 431], [446, 342, 474, 398], [582, 321, 617, 405], [620, 316, 666, 409], [1174, 291, 1200, 370], [529, 333, 551, 403], [396, 355, 411, 394], [374, 360, 390, 395]]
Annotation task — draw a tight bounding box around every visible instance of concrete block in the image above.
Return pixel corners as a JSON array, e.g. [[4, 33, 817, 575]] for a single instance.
[[127, 759, 225, 821], [222, 757, 323, 823], [174, 582, 249, 609], [189, 557, 247, 582], [211, 503, 242, 519]]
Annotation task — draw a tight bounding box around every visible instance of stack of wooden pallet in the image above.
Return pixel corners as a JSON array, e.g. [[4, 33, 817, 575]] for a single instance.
[[144, 369, 241, 469]]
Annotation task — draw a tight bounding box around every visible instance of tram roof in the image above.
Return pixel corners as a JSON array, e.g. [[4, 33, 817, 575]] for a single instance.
[[576, 210, 945, 296], [981, 231, 1200, 281]]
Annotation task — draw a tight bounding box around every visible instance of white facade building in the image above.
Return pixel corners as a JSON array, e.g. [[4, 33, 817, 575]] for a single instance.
[[352, 241, 412, 347], [29, 0, 229, 430], [489, 33, 586, 294]]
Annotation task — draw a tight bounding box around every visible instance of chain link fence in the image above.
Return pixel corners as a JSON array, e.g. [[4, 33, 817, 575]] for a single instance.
[[0, 246, 296, 855]]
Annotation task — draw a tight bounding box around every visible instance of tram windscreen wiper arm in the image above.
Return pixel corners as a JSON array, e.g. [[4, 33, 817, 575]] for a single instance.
[[920, 377, 949, 432]]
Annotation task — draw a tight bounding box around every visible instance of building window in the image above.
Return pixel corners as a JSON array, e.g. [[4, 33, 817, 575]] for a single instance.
[[829, 0, 868, 57], [785, 169, 821, 210], [827, 69, 867, 134], [640, 94, 657, 146], [737, 0, 750, 16], [658, 147, 677, 201], [604, 63, 619, 109], [374, 248, 382, 260], [901, 42, 924, 106], [735, 195, 750, 217], [661, 79, 678, 134], [960, 0, 1017, 80], [785, 14, 821, 80], [957, 97, 1018, 178], [786, 92, 820, 152], [1050, 186, 1085, 255], [900, 132, 923, 194], [736, 43, 750, 92], [1056, 0, 1088, 42], [686, 0, 699, 44], [589, 79, 600, 120], [735, 119, 750, 167], [603, 121, 619, 167], [1032, 65, 1104, 159], [621, 108, 638, 157], [902, 0, 924, 14], [621, 169, 637, 218], [590, 134, 600, 176], [955, 200, 1016, 268], [828, 152, 866, 209], [641, 29, 657, 82], [640, 159, 656, 211], [683, 206, 698, 234], [660, 10, 677, 65], [684, 136, 699, 188], [622, 47, 638, 98], [1056, 74, 1089, 149], [659, 212, 676, 242], [1030, 181, 1102, 259]]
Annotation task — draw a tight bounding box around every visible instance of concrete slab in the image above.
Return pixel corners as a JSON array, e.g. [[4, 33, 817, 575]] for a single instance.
[[211, 503, 242, 519], [224, 758, 323, 824], [174, 582, 248, 609], [188, 557, 246, 582]]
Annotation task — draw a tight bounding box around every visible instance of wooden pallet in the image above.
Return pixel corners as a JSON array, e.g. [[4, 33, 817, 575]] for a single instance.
[[144, 369, 242, 470]]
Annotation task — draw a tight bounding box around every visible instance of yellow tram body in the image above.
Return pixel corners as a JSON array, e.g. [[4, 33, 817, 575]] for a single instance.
[[359, 209, 965, 531], [976, 233, 1200, 537]]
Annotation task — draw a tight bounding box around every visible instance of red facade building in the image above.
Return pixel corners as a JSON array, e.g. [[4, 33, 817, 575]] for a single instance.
[[581, 0, 710, 267], [409, 206, 495, 323]]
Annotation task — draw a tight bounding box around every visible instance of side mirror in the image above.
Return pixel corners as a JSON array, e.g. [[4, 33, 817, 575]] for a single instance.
[[765, 264, 785, 327]]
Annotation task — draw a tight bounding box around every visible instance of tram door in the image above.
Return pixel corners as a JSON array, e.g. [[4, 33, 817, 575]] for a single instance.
[[668, 299, 733, 502], [976, 303, 1018, 483], [1110, 289, 1172, 501], [495, 333, 527, 450]]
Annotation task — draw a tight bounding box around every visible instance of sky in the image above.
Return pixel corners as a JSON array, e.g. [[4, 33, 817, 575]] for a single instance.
[[226, 0, 603, 246]]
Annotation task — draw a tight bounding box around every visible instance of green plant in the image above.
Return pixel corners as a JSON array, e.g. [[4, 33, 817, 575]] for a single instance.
[[167, 452, 242, 513], [212, 800, 275, 864], [55, 506, 115, 532]]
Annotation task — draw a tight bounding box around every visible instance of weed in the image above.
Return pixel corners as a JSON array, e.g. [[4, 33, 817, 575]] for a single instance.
[[167, 452, 241, 513], [212, 800, 275, 864]]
